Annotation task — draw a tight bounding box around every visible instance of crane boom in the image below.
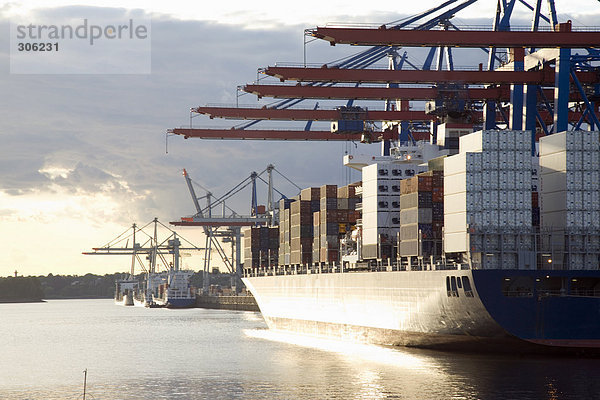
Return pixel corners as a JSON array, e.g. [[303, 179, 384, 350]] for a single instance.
[[183, 169, 203, 216]]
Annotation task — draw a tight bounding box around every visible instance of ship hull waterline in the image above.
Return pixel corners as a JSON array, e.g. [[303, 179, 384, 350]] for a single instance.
[[243, 269, 600, 355]]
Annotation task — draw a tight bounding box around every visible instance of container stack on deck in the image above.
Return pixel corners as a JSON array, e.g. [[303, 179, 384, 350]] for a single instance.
[[278, 198, 292, 265], [318, 184, 340, 263], [539, 130, 600, 269], [399, 171, 444, 260], [290, 196, 315, 265], [243, 226, 279, 268], [361, 164, 404, 259], [244, 131, 600, 272], [444, 130, 535, 268], [265, 183, 362, 267]]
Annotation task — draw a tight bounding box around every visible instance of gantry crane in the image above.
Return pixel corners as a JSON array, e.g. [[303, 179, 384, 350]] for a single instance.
[[83, 218, 205, 306], [168, 0, 600, 154], [171, 166, 299, 292]]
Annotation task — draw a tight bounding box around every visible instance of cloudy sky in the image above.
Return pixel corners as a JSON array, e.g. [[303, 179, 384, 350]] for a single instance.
[[1, 0, 599, 277]]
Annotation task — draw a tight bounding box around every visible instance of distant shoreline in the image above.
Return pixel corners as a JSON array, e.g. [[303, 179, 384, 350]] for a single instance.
[[44, 296, 112, 300], [0, 296, 112, 303], [0, 298, 45, 304]]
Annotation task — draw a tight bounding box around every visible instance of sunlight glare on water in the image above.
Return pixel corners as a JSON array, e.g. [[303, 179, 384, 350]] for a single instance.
[[244, 328, 439, 373]]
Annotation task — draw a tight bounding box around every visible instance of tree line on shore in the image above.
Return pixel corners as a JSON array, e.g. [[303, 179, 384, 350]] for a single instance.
[[0, 271, 234, 301]]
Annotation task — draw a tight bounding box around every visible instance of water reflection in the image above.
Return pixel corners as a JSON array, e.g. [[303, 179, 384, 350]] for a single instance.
[[245, 328, 600, 400]]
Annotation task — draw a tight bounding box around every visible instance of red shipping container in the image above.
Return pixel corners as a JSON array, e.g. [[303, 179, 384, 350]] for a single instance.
[[532, 192, 539, 208], [432, 187, 444, 203]]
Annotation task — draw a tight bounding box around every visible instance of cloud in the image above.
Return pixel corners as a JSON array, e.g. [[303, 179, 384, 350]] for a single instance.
[[2, 3, 600, 275]]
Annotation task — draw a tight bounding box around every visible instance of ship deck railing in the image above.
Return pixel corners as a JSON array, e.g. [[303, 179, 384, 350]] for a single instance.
[[243, 260, 471, 278]]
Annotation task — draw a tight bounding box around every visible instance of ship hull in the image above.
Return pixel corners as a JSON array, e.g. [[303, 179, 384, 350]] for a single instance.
[[166, 298, 196, 308], [243, 269, 600, 354]]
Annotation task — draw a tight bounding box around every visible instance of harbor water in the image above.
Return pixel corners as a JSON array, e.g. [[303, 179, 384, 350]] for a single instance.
[[1, 299, 598, 400]]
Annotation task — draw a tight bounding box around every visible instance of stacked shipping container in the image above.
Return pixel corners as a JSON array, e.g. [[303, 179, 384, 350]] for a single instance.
[[243, 226, 279, 268], [290, 191, 319, 265], [539, 131, 600, 269], [444, 130, 534, 268], [275, 184, 360, 266], [539, 131, 600, 229], [399, 171, 443, 257], [319, 184, 339, 263], [361, 163, 403, 259]]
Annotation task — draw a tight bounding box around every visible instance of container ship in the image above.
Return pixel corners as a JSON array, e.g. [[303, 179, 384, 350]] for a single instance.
[[164, 3, 600, 353], [243, 129, 600, 354]]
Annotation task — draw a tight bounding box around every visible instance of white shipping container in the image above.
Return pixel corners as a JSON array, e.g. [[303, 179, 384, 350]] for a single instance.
[[444, 192, 467, 214], [362, 195, 395, 215], [499, 190, 508, 206], [566, 191, 583, 210], [583, 210, 596, 227], [444, 152, 483, 176], [362, 163, 400, 183], [443, 153, 465, 176], [583, 171, 600, 190], [540, 210, 565, 228], [515, 150, 531, 167], [591, 191, 600, 209], [582, 151, 600, 170], [565, 131, 583, 151], [445, 211, 468, 233], [515, 190, 526, 208], [482, 170, 499, 190], [515, 170, 530, 190], [482, 151, 499, 169], [540, 152, 567, 173], [361, 227, 380, 245], [567, 151, 583, 170], [498, 130, 515, 150], [540, 170, 566, 193], [516, 209, 532, 226], [499, 209, 516, 226], [539, 131, 566, 156], [444, 231, 468, 253], [361, 210, 387, 228], [482, 190, 498, 208], [506, 190, 516, 207], [483, 210, 499, 226], [467, 172, 482, 191], [582, 131, 600, 147], [498, 170, 515, 189], [514, 131, 532, 151], [459, 130, 483, 153], [467, 211, 483, 226], [566, 170, 584, 191], [444, 173, 467, 194], [541, 191, 566, 213], [566, 210, 583, 227], [459, 130, 501, 153]]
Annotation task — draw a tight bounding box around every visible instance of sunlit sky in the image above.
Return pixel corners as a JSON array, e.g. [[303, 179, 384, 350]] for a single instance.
[[1, 0, 599, 277]]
